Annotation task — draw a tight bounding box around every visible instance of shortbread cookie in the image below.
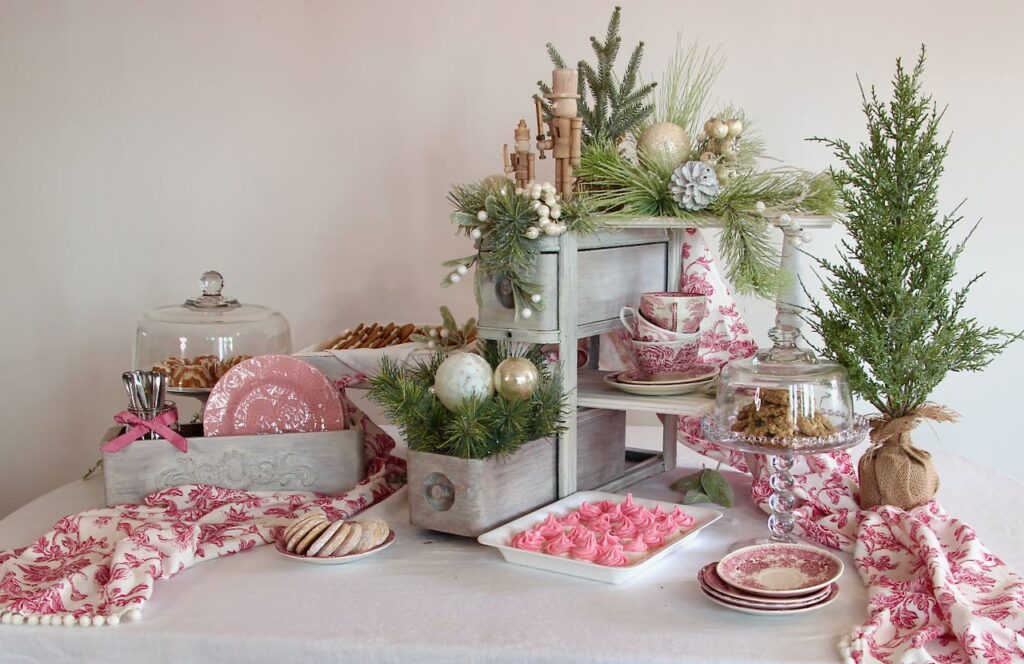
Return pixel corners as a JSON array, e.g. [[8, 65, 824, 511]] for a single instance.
[[295, 520, 332, 555], [318, 523, 353, 557], [352, 519, 389, 554], [285, 515, 328, 552], [282, 512, 325, 542], [331, 523, 363, 557], [306, 520, 346, 557]]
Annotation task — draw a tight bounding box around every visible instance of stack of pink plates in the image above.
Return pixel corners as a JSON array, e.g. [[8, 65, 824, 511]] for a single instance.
[[698, 543, 843, 615]]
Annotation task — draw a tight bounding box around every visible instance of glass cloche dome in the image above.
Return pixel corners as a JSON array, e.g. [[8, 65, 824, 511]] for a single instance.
[[703, 325, 865, 452], [134, 271, 291, 389]]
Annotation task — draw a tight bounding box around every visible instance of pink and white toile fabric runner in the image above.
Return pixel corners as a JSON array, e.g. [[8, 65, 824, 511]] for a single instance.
[[0, 390, 405, 627]]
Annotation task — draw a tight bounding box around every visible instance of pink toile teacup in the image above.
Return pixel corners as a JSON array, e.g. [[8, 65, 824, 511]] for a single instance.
[[620, 306, 692, 342], [639, 292, 708, 334], [631, 337, 701, 375]]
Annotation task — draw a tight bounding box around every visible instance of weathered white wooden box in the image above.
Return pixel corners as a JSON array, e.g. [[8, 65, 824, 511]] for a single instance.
[[477, 228, 668, 333], [407, 408, 625, 536], [101, 423, 367, 506]]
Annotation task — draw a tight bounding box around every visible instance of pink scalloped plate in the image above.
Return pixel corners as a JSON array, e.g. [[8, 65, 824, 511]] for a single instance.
[[203, 355, 345, 437], [716, 543, 844, 597]]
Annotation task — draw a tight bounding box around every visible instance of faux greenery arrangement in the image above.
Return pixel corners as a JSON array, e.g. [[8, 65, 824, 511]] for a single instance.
[[537, 6, 655, 146], [368, 342, 567, 460], [806, 48, 1022, 510], [442, 6, 842, 305], [443, 179, 597, 318], [573, 32, 841, 298]]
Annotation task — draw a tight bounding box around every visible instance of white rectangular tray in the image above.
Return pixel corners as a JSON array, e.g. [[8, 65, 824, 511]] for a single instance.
[[477, 490, 722, 584]]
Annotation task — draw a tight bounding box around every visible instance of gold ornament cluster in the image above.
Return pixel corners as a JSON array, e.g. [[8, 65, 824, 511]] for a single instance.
[[699, 116, 743, 184]]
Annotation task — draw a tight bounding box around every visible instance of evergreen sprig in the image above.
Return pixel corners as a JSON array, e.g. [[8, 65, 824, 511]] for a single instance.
[[806, 47, 1021, 417], [367, 341, 567, 459], [539, 6, 655, 145], [444, 180, 598, 317]]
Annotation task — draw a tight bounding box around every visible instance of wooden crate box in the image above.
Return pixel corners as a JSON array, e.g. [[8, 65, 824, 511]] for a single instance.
[[101, 423, 367, 506], [407, 408, 625, 537]]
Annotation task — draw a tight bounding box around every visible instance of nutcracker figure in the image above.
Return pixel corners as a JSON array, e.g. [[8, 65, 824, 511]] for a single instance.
[[503, 119, 535, 189], [535, 68, 583, 200]]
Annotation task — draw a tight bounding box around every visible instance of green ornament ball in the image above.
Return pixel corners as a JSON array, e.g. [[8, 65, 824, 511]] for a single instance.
[[638, 122, 692, 171], [493, 357, 540, 401], [432, 352, 494, 411]]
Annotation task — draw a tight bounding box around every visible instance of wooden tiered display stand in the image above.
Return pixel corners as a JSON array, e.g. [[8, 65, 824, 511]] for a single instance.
[[476, 215, 835, 498]]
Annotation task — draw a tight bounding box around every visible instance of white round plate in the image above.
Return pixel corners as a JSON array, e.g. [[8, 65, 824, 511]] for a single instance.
[[604, 373, 716, 396], [699, 582, 839, 615], [615, 366, 719, 385], [274, 530, 395, 565], [717, 543, 844, 597]]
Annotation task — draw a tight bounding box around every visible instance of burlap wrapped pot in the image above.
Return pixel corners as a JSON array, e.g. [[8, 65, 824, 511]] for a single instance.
[[858, 404, 958, 511]]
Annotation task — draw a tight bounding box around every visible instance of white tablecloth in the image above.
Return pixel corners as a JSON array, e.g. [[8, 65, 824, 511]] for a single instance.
[[1, 432, 1023, 664]]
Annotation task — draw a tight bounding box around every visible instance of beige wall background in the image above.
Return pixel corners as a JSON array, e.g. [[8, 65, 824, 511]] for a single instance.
[[1, 0, 1021, 518]]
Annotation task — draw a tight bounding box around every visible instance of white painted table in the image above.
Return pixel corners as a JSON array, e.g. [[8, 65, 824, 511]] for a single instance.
[[1, 428, 1022, 664]]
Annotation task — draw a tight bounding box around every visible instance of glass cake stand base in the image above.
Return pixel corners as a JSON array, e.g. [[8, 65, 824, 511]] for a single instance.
[[702, 416, 869, 546]]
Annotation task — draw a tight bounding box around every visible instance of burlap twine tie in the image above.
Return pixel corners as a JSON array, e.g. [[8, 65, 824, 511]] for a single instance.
[[858, 403, 959, 510]]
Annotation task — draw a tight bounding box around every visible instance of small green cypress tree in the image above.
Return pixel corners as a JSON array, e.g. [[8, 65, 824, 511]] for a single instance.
[[807, 48, 1020, 421], [807, 48, 1021, 509]]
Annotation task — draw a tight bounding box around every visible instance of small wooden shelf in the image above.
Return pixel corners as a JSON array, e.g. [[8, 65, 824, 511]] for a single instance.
[[576, 370, 714, 417]]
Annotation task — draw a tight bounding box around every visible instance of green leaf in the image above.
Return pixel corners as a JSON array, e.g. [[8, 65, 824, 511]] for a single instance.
[[682, 489, 712, 505], [670, 470, 704, 494], [699, 469, 734, 508]]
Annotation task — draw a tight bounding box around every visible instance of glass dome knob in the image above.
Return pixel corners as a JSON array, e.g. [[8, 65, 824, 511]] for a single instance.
[[200, 270, 224, 296], [185, 270, 238, 309]]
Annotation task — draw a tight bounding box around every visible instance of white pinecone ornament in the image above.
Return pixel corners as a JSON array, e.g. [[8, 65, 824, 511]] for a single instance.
[[670, 161, 721, 211]]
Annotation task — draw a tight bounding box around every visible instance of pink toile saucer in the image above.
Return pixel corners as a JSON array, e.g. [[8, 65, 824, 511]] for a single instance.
[[716, 543, 844, 597], [204, 355, 345, 437]]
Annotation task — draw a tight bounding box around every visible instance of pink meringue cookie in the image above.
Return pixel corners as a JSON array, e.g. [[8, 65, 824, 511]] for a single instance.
[[656, 518, 678, 535], [544, 532, 573, 556], [536, 514, 563, 540], [567, 524, 591, 544], [577, 502, 602, 521], [588, 513, 614, 533], [630, 508, 655, 530], [595, 543, 629, 567], [641, 528, 665, 547], [559, 512, 581, 527], [622, 537, 648, 553], [612, 518, 638, 539], [596, 532, 620, 549], [604, 503, 624, 521], [651, 505, 667, 520], [621, 493, 642, 517], [510, 530, 545, 552], [597, 500, 618, 513], [669, 506, 696, 528], [571, 531, 599, 561]]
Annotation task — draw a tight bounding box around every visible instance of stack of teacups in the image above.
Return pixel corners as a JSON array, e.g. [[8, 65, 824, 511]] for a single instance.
[[620, 292, 708, 376]]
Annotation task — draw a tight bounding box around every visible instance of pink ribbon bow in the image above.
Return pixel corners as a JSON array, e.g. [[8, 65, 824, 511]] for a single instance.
[[101, 408, 188, 453]]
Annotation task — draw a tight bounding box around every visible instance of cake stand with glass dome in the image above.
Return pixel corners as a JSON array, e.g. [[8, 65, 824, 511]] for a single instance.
[[702, 323, 869, 547], [134, 270, 292, 406]]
